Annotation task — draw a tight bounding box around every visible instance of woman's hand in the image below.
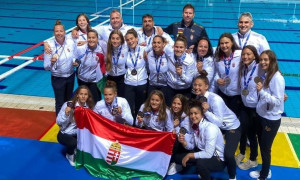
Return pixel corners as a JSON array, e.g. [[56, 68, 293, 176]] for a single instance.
[[256, 82, 263, 92], [182, 153, 194, 167], [217, 78, 225, 86]]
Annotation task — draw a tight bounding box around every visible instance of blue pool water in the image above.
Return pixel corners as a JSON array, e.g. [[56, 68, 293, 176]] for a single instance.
[[0, 0, 299, 117]]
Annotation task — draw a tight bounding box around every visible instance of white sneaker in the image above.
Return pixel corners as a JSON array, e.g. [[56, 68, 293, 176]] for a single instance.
[[167, 162, 182, 175], [238, 160, 258, 170], [235, 153, 245, 165], [249, 170, 272, 179], [66, 153, 75, 166], [229, 177, 236, 180]]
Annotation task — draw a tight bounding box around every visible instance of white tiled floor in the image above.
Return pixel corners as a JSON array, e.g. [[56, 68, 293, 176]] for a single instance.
[[0, 93, 299, 134]]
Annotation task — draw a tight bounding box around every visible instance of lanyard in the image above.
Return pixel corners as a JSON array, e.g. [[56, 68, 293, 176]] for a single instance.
[[243, 63, 257, 89], [77, 48, 89, 60], [113, 45, 122, 66], [54, 41, 65, 57], [155, 54, 163, 73], [238, 32, 251, 49], [80, 34, 86, 41], [223, 52, 234, 76], [174, 53, 186, 65], [129, 46, 141, 69], [143, 28, 155, 46], [105, 98, 118, 112]]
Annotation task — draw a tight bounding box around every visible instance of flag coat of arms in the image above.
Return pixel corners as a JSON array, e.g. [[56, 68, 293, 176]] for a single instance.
[[74, 107, 176, 180]]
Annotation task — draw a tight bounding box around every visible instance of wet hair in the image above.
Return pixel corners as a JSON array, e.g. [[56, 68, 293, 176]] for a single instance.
[[53, 20, 65, 31], [153, 35, 166, 43], [183, 4, 194, 13], [104, 80, 117, 93], [194, 70, 209, 86], [196, 37, 213, 58], [188, 99, 204, 116], [239, 12, 253, 22], [142, 14, 154, 21], [70, 85, 95, 109], [175, 34, 187, 48], [143, 90, 168, 122], [214, 32, 240, 61], [238, 45, 260, 85], [260, 50, 280, 88], [125, 28, 138, 38], [75, 13, 91, 32], [106, 30, 125, 72], [171, 94, 189, 117]]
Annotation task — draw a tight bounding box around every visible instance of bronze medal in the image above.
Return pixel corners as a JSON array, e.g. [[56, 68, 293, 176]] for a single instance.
[[242, 89, 249, 96], [131, 69, 137, 75], [179, 127, 187, 135], [225, 77, 231, 84], [199, 96, 207, 103], [111, 108, 118, 115], [254, 76, 262, 84], [52, 53, 59, 60], [175, 62, 181, 68], [75, 59, 81, 65], [137, 111, 144, 118]]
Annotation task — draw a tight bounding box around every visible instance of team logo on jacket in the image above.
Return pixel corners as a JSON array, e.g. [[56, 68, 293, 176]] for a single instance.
[[67, 48, 70, 52], [122, 54, 124, 57], [232, 63, 235, 67], [105, 140, 121, 165]]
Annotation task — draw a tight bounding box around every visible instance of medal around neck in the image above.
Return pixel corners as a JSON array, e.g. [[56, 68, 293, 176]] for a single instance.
[[242, 89, 249, 96], [254, 76, 262, 84], [131, 69, 137, 75], [198, 96, 207, 103], [67, 101, 74, 108], [75, 59, 81, 65], [137, 111, 145, 118]]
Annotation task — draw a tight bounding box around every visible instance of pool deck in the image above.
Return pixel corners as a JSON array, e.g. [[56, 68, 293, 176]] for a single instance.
[[0, 93, 299, 135]]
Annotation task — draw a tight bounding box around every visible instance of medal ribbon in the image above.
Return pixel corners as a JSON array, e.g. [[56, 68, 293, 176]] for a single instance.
[[143, 28, 156, 46], [238, 31, 251, 49], [113, 45, 122, 67], [223, 52, 234, 76], [80, 34, 86, 41], [174, 52, 186, 66], [129, 46, 141, 69], [243, 63, 257, 90], [155, 54, 163, 74], [105, 98, 118, 114]]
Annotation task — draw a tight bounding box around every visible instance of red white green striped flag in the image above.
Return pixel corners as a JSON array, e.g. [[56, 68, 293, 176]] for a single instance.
[[74, 107, 176, 180]]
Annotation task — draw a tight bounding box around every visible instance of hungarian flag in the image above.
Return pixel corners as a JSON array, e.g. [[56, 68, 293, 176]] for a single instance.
[[74, 107, 176, 180]]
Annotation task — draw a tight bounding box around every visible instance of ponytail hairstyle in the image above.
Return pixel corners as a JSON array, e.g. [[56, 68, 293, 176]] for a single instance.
[[143, 90, 168, 122], [104, 80, 118, 93], [53, 20, 65, 31], [175, 34, 188, 48], [106, 30, 125, 72], [70, 85, 95, 109], [194, 69, 210, 86], [260, 50, 280, 88]]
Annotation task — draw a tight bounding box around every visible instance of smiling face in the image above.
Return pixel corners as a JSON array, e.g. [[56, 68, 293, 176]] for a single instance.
[[110, 11, 123, 30], [125, 33, 138, 49], [104, 88, 117, 104], [77, 88, 89, 105], [174, 40, 186, 57], [54, 25, 65, 43], [238, 16, 253, 35], [197, 39, 209, 57], [193, 78, 208, 96], [219, 37, 233, 56], [87, 31, 98, 48], [172, 98, 183, 114], [152, 36, 164, 54], [242, 48, 255, 66], [260, 53, 270, 71], [182, 8, 194, 25], [189, 107, 203, 125], [77, 15, 88, 32], [150, 94, 162, 111], [111, 33, 122, 48]]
